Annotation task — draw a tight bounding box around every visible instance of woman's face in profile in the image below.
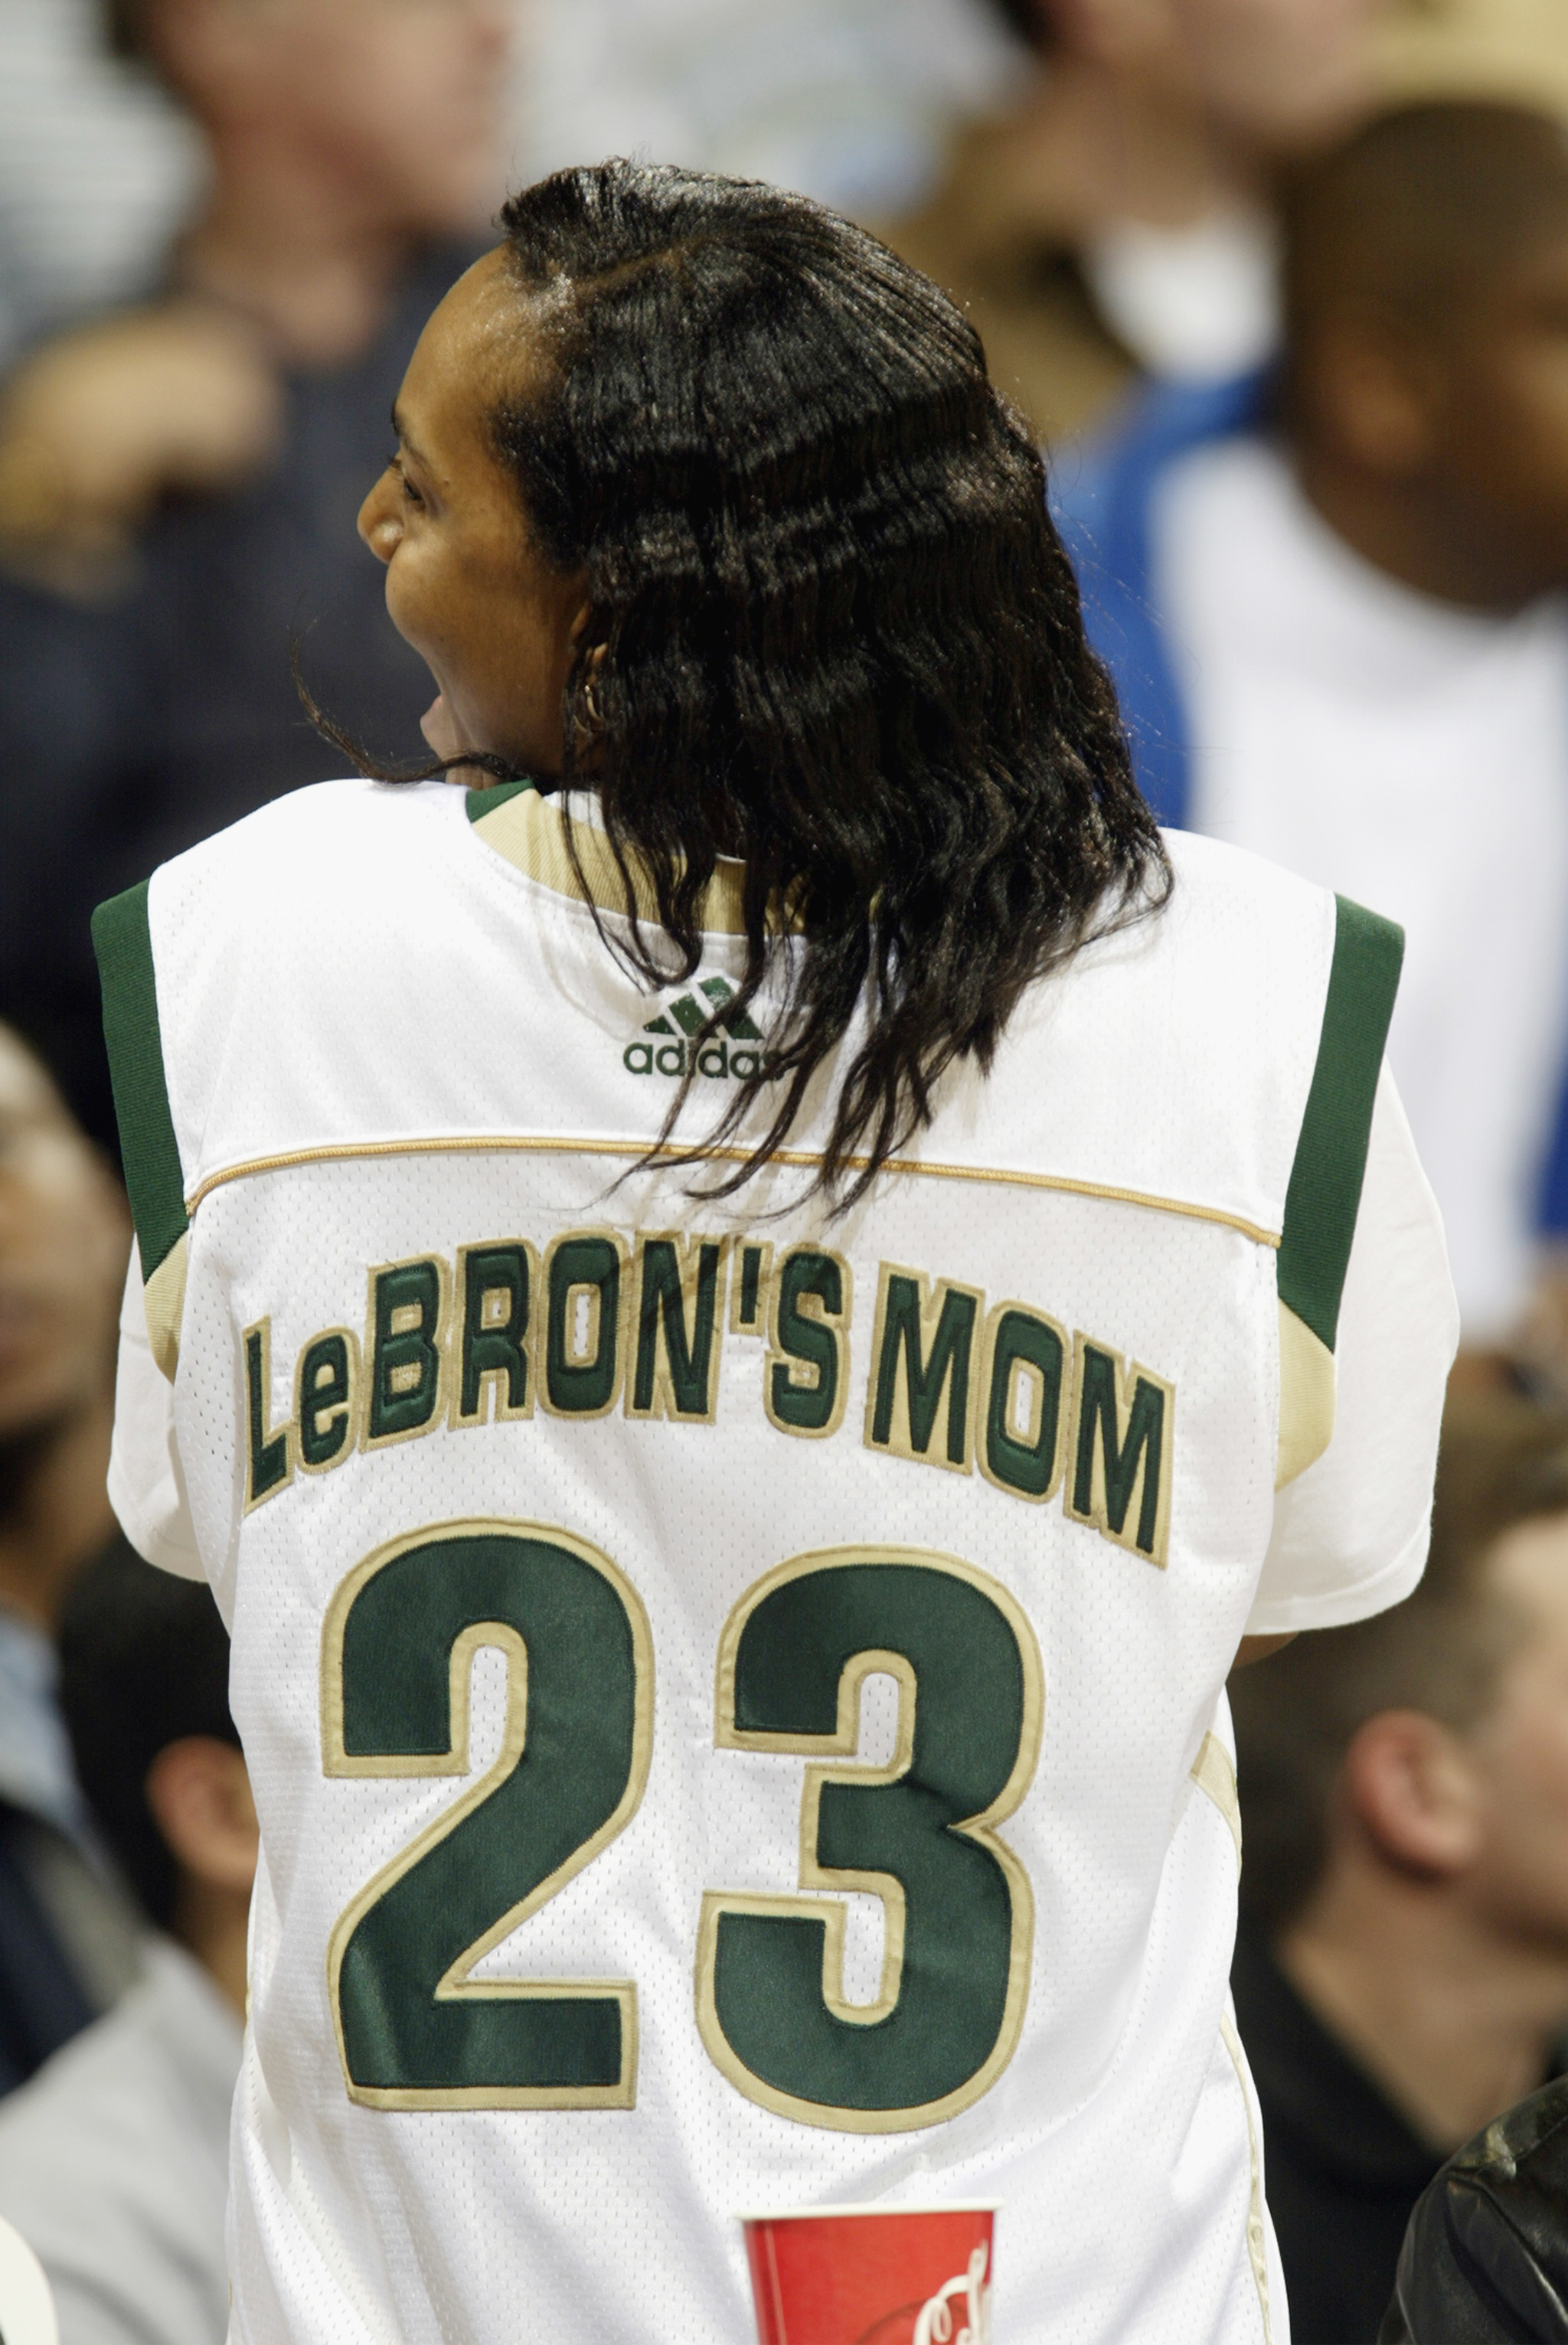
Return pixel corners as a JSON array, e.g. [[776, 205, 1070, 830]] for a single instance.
[[358, 247, 591, 782]]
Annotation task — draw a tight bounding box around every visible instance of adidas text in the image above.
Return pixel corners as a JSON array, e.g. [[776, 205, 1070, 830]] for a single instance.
[[626, 975, 779, 1079]]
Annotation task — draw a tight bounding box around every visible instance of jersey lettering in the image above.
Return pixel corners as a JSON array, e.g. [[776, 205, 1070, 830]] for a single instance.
[[542, 1232, 626, 1418], [247, 1233, 1174, 1566], [765, 1247, 851, 1439], [243, 1318, 292, 1508], [979, 1303, 1067, 1503], [454, 1242, 535, 1427], [296, 1329, 361, 1470], [731, 1241, 772, 1333], [365, 1258, 449, 1446], [864, 1266, 983, 1473], [1065, 1337, 1174, 1567], [628, 1235, 727, 1422]]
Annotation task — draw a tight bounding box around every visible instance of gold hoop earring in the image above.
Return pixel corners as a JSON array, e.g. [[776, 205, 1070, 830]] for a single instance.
[[582, 674, 603, 733]]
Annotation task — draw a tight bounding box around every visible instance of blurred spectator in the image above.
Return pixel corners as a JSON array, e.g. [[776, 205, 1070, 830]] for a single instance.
[[0, 0, 1011, 358], [0, 1024, 141, 2097], [884, 0, 1372, 443], [518, 0, 1018, 223], [1380, 2068, 1568, 2344], [0, 0, 510, 1154], [0, 1547, 249, 2345], [1058, 10, 1568, 1363], [0, 0, 201, 369], [1230, 1400, 1568, 2345]]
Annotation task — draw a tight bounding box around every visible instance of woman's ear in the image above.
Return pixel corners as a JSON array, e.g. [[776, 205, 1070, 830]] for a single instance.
[[1341, 1708, 1485, 1878], [573, 626, 608, 743]]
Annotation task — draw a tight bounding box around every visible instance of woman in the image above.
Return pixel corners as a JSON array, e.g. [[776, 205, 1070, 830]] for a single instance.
[[96, 162, 1452, 2345]]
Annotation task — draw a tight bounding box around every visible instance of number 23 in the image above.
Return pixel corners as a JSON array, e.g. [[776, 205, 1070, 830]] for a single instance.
[[322, 1520, 1043, 2133]]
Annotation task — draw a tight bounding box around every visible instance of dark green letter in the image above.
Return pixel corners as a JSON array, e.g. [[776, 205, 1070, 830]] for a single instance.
[[368, 1260, 445, 1442]]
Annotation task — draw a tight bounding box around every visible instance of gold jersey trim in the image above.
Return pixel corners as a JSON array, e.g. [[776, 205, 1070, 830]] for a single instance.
[[1276, 1300, 1336, 1490], [471, 786, 757, 937], [1220, 2009, 1276, 2343], [1189, 1732, 1241, 1868], [184, 1134, 1282, 1249], [142, 1230, 188, 1383]]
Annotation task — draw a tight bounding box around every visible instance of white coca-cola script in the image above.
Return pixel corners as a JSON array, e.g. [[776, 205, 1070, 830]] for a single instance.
[[912, 2245, 990, 2345]]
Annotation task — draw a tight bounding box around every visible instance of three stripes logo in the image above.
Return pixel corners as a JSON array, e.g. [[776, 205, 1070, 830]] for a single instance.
[[622, 974, 777, 1080]]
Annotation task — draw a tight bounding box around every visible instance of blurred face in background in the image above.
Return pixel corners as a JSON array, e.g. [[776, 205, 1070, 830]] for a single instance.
[[1041, 0, 1178, 70], [1165, 0, 1372, 149], [1426, 223, 1568, 592], [0, 1030, 127, 1442], [1459, 1514, 1568, 1952], [1287, 109, 1568, 608], [1037, 0, 1371, 147], [151, 0, 511, 238]]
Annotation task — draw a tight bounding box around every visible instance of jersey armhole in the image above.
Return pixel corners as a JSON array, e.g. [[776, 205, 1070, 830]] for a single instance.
[[93, 879, 189, 1380], [1275, 893, 1404, 1488]]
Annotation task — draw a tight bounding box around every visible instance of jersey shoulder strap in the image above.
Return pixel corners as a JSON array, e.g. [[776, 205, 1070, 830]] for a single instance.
[[93, 877, 189, 1380], [93, 778, 420, 1379], [1276, 892, 1404, 1485]]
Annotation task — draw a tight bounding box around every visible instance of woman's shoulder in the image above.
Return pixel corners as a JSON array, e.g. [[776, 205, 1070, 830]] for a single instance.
[[155, 774, 452, 888], [965, 825, 1387, 1236], [1047, 825, 1348, 1012], [1157, 822, 1335, 921]]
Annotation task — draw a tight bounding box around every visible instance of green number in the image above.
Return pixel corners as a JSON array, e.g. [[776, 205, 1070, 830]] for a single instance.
[[322, 1527, 1041, 2130], [322, 1518, 653, 2109], [697, 1546, 1043, 2132]]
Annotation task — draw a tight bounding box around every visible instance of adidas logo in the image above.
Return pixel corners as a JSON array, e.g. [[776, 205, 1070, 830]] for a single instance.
[[622, 973, 778, 1079]]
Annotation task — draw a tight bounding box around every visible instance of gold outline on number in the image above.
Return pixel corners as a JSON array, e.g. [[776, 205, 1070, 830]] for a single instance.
[[321, 1516, 653, 2111], [696, 1543, 1044, 2134]]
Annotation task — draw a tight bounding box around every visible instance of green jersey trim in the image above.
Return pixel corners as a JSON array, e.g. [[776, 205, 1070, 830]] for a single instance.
[[1277, 893, 1403, 1353], [93, 880, 188, 1282], [466, 778, 538, 822]]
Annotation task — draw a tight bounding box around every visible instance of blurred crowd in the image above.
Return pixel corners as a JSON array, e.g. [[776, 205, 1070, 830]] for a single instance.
[[4, 0, 1568, 2340]]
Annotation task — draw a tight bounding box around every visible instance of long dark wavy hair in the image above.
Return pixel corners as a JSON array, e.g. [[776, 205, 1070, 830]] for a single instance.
[[315, 160, 1166, 1204]]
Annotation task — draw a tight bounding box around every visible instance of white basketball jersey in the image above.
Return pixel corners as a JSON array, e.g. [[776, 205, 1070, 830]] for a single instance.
[[99, 777, 1455, 2345]]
